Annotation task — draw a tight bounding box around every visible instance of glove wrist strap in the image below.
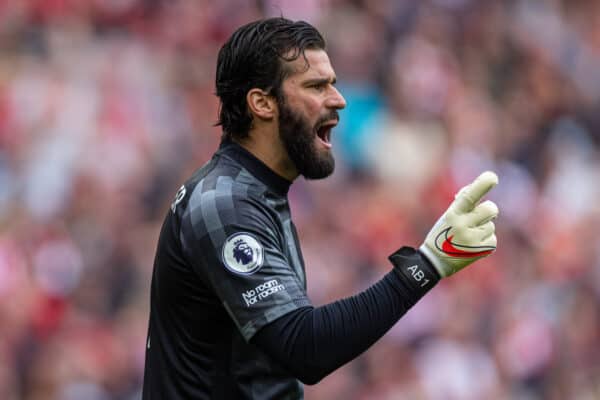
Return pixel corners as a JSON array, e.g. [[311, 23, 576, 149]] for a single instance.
[[388, 247, 441, 297]]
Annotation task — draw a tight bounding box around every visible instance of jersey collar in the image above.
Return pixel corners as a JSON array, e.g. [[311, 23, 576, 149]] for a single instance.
[[218, 140, 292, 196]]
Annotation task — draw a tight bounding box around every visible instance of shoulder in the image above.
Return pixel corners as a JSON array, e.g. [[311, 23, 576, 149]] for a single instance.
[[182, 162, 274, 233], [186, 164, 267, 211]]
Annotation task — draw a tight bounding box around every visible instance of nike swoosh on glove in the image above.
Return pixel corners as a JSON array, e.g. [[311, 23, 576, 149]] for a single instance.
[[420, 171, 499, 278]]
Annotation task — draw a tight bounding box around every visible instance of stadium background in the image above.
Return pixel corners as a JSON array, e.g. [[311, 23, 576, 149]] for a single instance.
[[1, 0, 600, 399]]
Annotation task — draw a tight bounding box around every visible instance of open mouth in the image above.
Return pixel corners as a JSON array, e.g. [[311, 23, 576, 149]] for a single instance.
[[316, 120, 337, 148]]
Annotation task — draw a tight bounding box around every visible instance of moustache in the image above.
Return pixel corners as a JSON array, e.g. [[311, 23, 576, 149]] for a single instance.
[[315, 110, 340, 128]]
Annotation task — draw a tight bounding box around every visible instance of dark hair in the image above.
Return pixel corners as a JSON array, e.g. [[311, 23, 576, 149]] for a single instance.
[[215, 17, 325, 140]]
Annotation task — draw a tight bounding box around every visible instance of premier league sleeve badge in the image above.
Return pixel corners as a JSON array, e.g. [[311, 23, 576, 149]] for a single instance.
[[222, 232, 264, 275]]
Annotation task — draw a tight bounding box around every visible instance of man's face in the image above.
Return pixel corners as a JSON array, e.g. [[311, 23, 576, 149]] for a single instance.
[[278, 49, 346, 180]]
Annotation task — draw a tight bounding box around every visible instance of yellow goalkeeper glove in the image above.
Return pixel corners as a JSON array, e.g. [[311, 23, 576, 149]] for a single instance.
[[419, 171, 499, 278]]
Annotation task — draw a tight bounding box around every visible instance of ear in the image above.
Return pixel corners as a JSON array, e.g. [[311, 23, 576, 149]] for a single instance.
[[247, 88, 276, 121]]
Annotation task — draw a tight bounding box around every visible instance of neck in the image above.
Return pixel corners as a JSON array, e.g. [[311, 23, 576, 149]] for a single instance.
[[233, 131, 298, 181]]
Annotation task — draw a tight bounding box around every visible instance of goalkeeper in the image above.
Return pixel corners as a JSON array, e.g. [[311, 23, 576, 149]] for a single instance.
[[142, 17, 499, 400]]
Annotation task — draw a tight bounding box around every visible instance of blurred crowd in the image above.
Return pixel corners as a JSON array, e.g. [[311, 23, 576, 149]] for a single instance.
[[1, 0, 600, 399]]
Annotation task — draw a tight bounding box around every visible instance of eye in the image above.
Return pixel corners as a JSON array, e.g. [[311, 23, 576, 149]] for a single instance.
[[311, 83, 327, 92]]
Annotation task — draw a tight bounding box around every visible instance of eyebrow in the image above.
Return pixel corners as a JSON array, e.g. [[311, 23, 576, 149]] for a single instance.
[[302, 77, 337, 87]]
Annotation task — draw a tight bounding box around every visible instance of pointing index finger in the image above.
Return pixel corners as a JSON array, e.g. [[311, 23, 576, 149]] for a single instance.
[[452, 171, 499, 213]]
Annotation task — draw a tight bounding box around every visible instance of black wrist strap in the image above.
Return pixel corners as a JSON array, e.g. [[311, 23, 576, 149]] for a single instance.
[[388, 246, 441, 298]]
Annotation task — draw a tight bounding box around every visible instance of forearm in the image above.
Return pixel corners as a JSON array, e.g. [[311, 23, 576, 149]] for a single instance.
[[252, 247, 440, 384]]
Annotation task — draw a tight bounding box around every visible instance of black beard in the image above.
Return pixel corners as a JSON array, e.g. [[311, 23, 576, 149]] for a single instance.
[[278, 99, 336, 180]]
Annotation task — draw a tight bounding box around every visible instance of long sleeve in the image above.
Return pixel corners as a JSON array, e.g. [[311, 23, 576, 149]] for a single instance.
[[252, 247, 440, 384]]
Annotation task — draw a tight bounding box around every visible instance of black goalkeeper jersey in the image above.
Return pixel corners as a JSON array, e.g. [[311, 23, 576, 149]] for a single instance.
[[142, 141, 311, 399]]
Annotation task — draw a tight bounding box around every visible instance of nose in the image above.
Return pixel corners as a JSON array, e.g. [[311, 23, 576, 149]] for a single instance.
[[327, 86, 346, 110]]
